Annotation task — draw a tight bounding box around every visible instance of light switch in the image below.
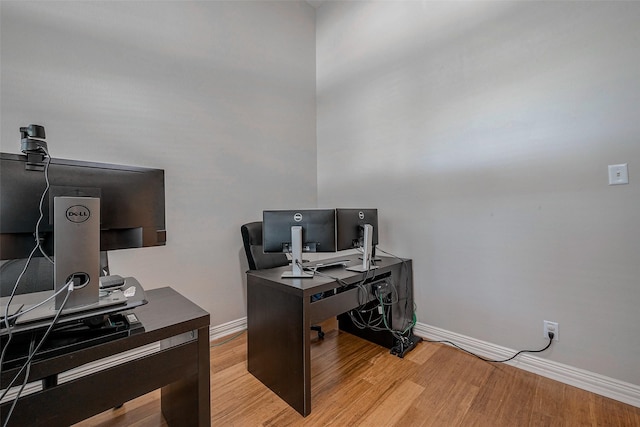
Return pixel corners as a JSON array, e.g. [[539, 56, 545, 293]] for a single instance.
[[608, 163, 629, 185]]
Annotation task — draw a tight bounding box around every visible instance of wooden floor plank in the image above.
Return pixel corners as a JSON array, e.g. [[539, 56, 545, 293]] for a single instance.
[[358, 379, 425, 426]]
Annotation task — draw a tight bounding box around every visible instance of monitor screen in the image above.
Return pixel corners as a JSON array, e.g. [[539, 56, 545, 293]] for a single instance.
[[336, 208, 378, 251], [0, 152, 166, 261], [262, 209, 336, 254]]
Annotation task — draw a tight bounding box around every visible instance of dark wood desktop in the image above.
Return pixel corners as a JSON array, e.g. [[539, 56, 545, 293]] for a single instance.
[[247, 254, 414, 416], [0, 287, 210, 427]]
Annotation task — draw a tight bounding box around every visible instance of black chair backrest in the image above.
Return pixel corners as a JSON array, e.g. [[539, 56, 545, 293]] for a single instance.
[[241, 221, 288, 271]]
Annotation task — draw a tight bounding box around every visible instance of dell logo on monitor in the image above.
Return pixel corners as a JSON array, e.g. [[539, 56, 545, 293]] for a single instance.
[[66, 205, 91, 223], [293, 212, 303, 222], [358, 211, 365, 220]]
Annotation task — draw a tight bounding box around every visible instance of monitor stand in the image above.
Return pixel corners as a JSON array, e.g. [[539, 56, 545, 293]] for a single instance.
[[54, 196, 101, 309], [10, 289, 128, 325], [347, 224, 378, 273], [282, 226, 313, 278], [360, 245, 381, 262], [6, 196, 127, 325], [1, 277, 146, 327]]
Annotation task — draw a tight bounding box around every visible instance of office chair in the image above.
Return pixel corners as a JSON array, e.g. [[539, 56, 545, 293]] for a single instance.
[[241, 221, 324, 339]]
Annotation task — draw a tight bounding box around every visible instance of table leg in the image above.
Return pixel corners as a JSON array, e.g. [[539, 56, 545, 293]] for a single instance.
[[247, 277, 311, 416], [160, 326, 211, 426]]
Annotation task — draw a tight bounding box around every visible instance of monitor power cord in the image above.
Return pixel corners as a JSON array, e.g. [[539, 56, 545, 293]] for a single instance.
[[423, 331, 555, 364]]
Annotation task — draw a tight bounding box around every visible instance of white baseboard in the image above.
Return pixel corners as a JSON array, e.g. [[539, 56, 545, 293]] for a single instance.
[[413, 322, 640, 408], [210, 317, 246, 341]]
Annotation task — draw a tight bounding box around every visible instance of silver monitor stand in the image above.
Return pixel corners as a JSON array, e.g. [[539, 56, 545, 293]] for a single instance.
[[281, 226, 313, 278], [7, 196, 127, 325], [54, 196, 101, 309], [346, 224, 378, 273]]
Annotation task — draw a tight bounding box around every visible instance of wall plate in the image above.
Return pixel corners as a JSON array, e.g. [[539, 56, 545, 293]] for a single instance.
[[608, 164, 629, 185]]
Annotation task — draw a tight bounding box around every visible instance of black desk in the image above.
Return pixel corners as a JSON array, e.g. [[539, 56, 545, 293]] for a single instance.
[[1, 287, 211, 426], [247, 254, 414, 416]]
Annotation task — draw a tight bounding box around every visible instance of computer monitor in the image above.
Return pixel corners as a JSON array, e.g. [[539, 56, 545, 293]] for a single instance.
[[0, 152, 166, 312], [263, 209, 336, 278], [0, 152, 166, 261], [336, 208, 378, 272]]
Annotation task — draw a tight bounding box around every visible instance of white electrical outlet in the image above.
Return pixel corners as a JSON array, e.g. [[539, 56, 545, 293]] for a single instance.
[[608, 163, 629, 185], [543, 320, 559, 341]]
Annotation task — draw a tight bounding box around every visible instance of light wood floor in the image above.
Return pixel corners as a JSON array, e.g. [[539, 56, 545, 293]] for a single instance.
[[76, 320, 640, 426]]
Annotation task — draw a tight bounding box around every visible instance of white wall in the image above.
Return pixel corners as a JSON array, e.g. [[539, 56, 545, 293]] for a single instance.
[[0, 1, 317, 326], [316, 1, 640, 386]]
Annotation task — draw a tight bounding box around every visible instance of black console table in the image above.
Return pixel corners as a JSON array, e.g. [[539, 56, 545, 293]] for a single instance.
[[1, 287, 211, 426], [247, 254, 415, 416]]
